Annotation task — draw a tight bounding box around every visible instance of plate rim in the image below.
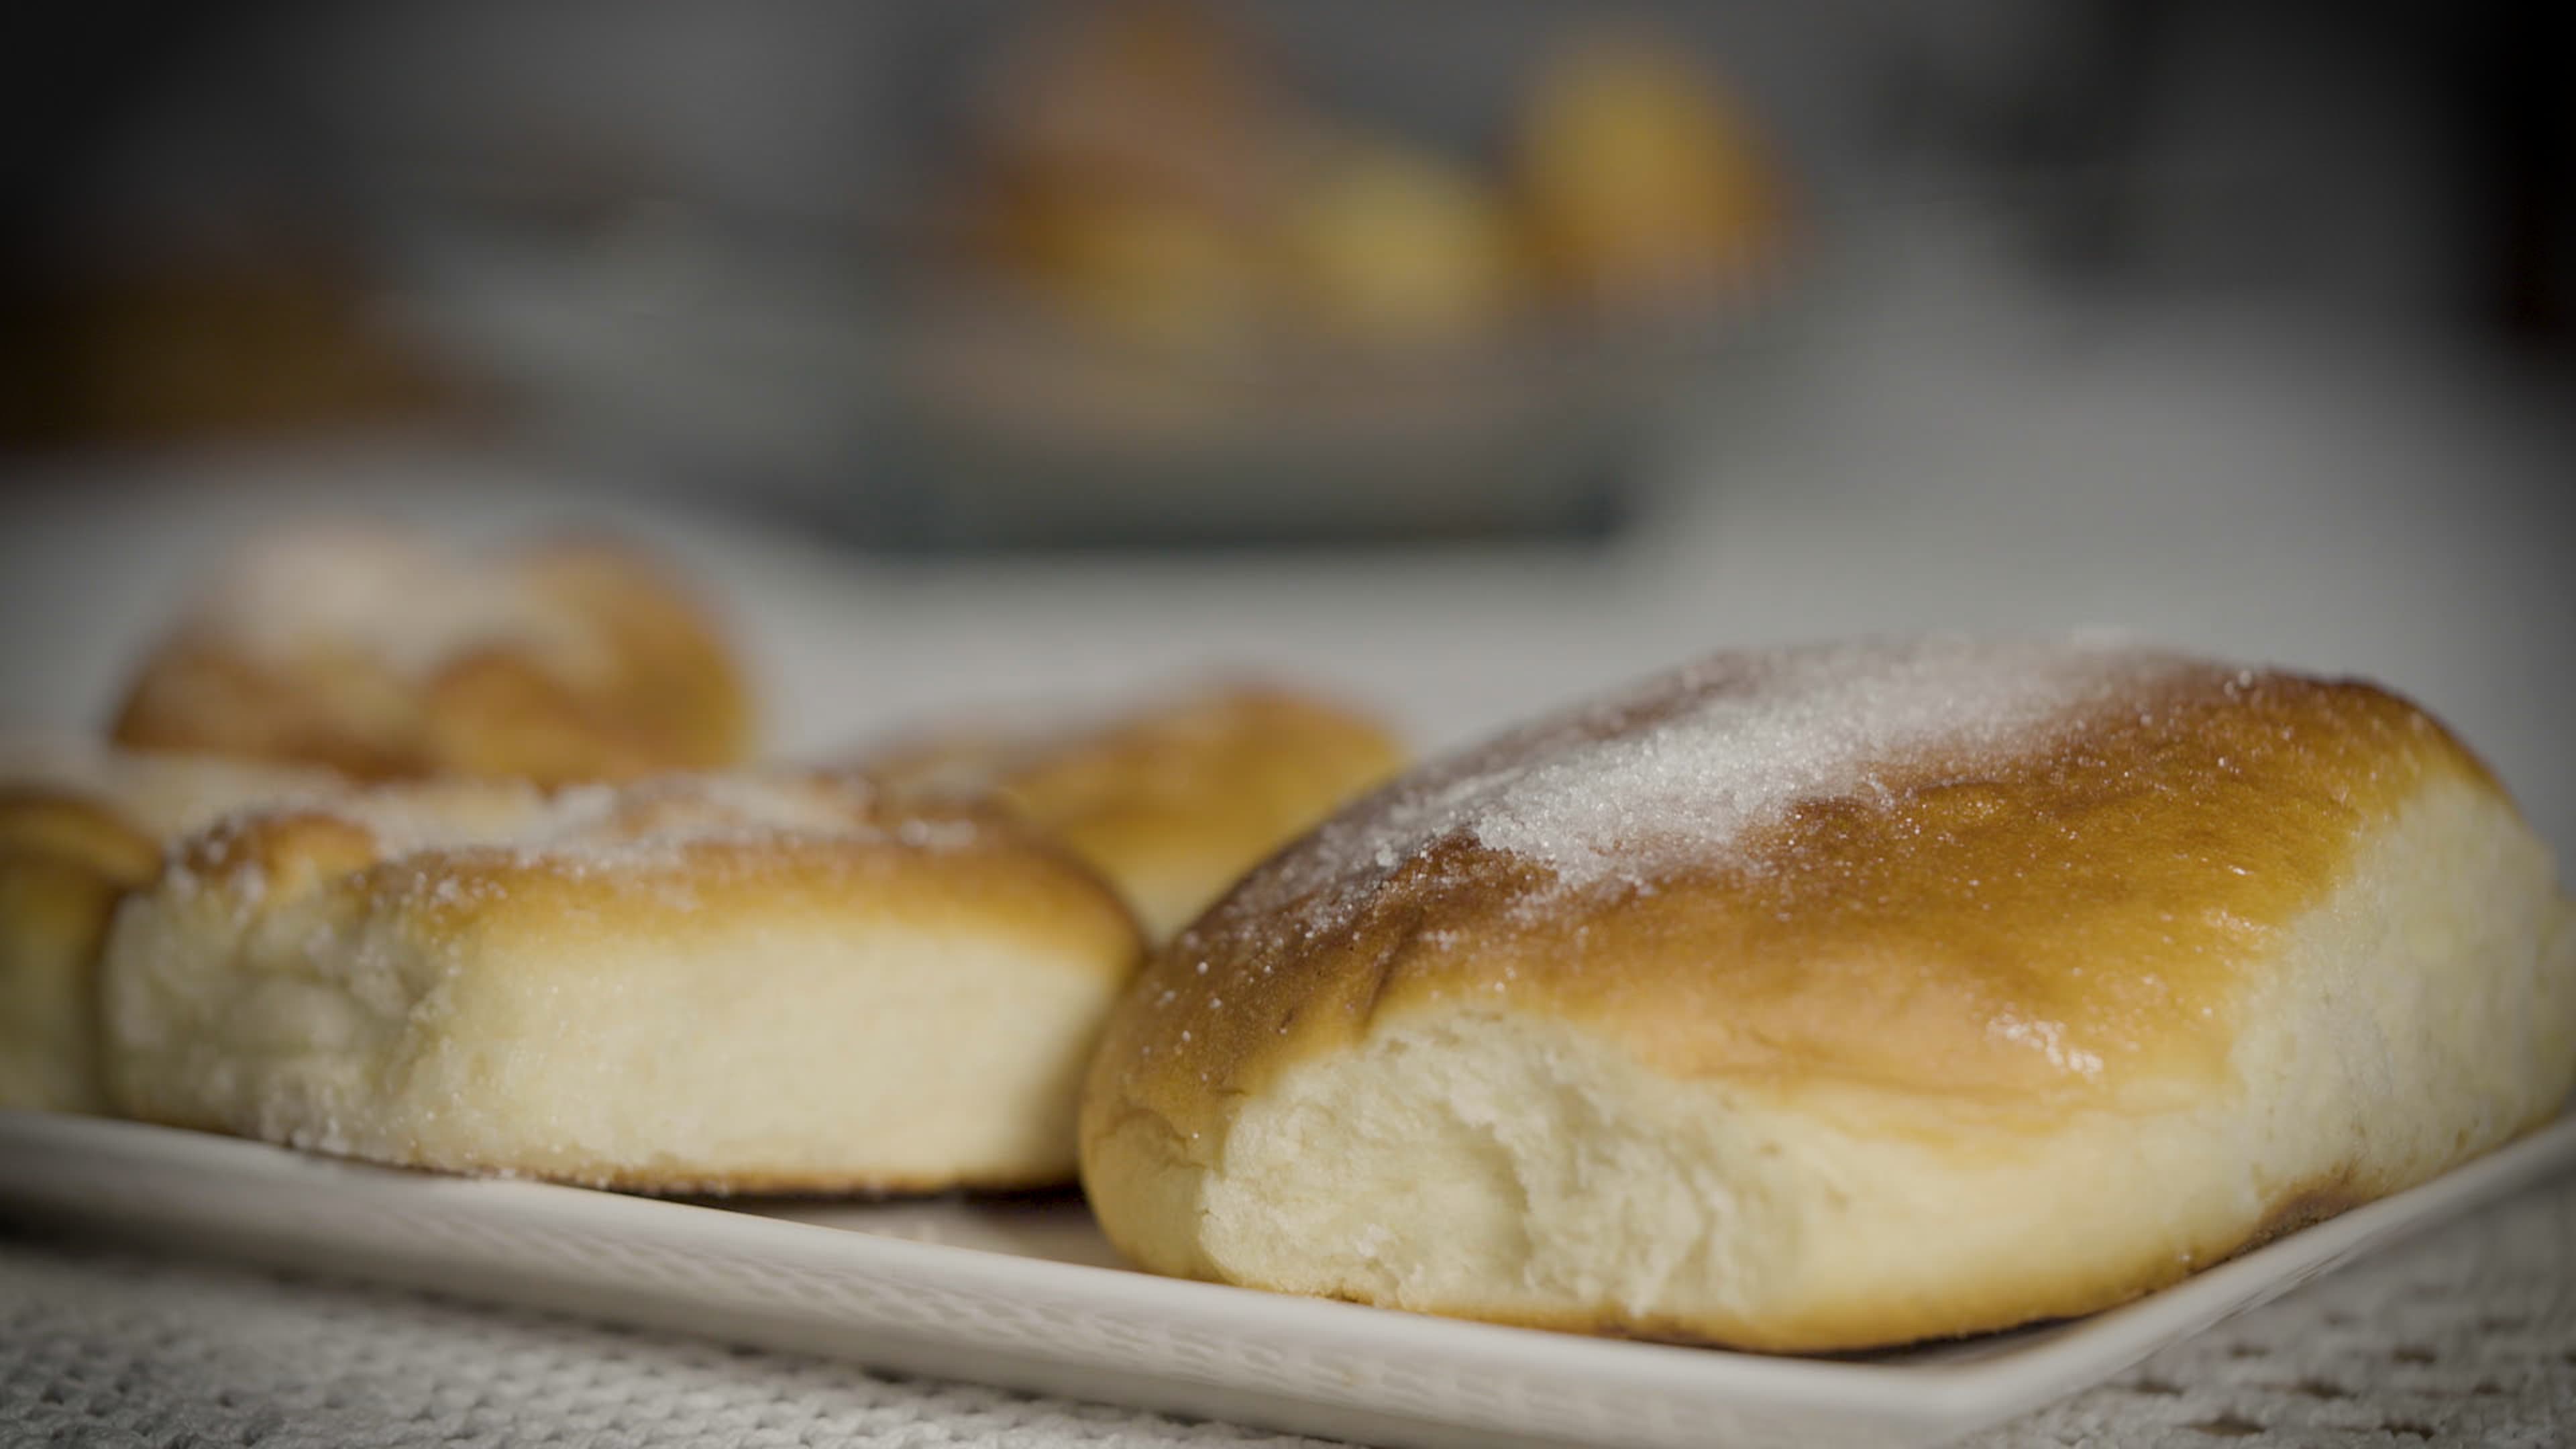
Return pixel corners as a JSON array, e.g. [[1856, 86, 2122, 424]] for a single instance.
[[5, 1106, 2571, 1441]]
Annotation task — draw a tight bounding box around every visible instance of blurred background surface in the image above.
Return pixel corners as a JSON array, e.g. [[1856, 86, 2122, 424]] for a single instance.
[[1, 1, 2571, 839]]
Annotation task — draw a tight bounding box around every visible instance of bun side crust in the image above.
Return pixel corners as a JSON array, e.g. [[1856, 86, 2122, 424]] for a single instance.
[[0, 749, 344, 1112], [0, 853, 132, 1112], [1, 789, 160, 1110], [0, 790, 162, 887], [104, 775, 1143, 1191], [1079, 647, 2573, 1348]]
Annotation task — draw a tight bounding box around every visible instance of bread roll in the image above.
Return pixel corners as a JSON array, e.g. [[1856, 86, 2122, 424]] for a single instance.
[[111, 526, 754, 784], [965, 0, 1283, 357], [1280, 131, 1523, 349], [1520, 29, 1783, 311], [0, 743, 341, 1112], [101, 772, 1143, 1191], [860, 683, 1405, 943], [1079, 637, 2575, 1351]]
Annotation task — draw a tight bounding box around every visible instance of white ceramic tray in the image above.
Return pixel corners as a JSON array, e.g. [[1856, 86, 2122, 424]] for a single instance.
[[3, 1110, 2571, 1449]]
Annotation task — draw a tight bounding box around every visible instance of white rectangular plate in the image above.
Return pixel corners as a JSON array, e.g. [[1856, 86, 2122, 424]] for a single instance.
[[3, 1110, 2571, 1449]]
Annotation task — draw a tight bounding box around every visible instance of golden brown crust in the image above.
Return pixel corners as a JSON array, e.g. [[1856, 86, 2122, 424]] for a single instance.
[[861, 682, 1405, 939], [0, 850, 132, 1110], [111, 645, 405, 780], [110, 532, 754, 784], [172, 773, 1142, 970], [0, 788, 162, 888], [505, 539, 756, 771], [1088, 659, 2496, 1164]]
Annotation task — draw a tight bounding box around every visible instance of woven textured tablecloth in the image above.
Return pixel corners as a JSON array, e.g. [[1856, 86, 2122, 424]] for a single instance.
[[5, 1169, 2570, 1449]]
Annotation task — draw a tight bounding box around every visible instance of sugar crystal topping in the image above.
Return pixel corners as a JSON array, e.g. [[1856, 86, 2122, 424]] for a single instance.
[[172, 773, 997, 905], [188, 526, 607, 680], [1213, 635, 2202, 928], [331, 773, 966, 864]]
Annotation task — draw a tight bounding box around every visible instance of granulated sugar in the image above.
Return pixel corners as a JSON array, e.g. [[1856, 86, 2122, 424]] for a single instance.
[[1216, 635, 2200, 932], [316, 775, 828, 857], [188, 526, 607, 680], [186, 771, 997, 902], [1468, 636, 2192, 888]]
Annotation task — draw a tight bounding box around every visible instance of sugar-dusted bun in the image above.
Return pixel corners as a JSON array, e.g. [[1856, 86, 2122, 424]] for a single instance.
[[0, 742, 345, 1113], [1079, 637, 2576, 1351], [861, 682, 1405, 941], [101, 770, 1142, 1192], [110, 526, 754, 784]]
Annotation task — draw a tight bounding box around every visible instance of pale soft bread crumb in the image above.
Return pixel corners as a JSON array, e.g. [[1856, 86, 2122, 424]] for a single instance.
[[102, 772, 1143, 1191], [1087, 777, 2574, 1348]]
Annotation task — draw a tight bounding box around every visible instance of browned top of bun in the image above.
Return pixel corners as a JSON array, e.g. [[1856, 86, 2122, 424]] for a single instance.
[[861, 682, 1405, 939], [109, 528, 753, 784], [164, 771, 1141, 968], [0, 743, 346, 886], [1087, 638, 2503, 1149]]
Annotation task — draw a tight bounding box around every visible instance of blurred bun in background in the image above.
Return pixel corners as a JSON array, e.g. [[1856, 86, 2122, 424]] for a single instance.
[[890, 0, 1793, 547], [950, 1, 1783, 361], [1279, 129, 1524, 350], [963, 0, 1287, 356], [111, 525, 753, 784], [1520, 28, 1785, 315]]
